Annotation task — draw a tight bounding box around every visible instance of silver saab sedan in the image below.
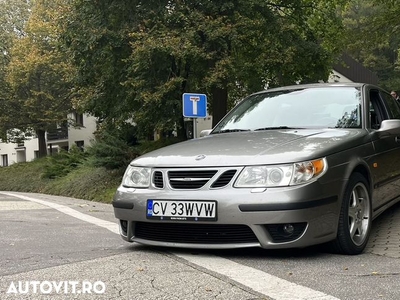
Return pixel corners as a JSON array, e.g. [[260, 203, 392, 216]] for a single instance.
[[113, 83, 400, 255]]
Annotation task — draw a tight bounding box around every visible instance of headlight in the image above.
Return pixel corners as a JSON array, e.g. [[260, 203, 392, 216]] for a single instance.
[[234, 158, 327, 188], [235, 165, 293, 187], [122, 166, 151, 188]]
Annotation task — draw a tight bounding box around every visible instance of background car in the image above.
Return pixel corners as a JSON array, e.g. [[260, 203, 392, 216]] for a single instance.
[[113, 83, 400, 255]]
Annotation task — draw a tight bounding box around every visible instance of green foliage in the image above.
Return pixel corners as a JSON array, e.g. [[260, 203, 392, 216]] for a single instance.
[[340, 0, 400, 90], [123, 0, 346, 127], [0, 138, 184, 203], [61, 0, 347, 134], [0, 159, 50, 192], [42, 165, 124, 203], [0, 157, 123, 203], [86, 128, 140, 170], [86, 123, 185, 170], [3, 0, 74, 157], [0, 0, 32, 137], [42, 146, 87, 179], [60, 0, 136, 129]]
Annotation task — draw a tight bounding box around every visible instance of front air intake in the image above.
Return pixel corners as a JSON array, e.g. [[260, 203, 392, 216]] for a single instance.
[[135, 222, 259, 244], [211, 170, 237, 188], [153, 171, 164, 188]]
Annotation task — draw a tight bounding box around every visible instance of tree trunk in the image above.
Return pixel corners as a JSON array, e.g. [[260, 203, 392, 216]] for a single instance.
[[177, 116, 187, 140], [211, 86, 228, 127], [36, 129, 47, 158]]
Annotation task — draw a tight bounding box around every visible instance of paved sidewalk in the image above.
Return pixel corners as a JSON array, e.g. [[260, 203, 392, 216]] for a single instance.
[[365, 201, 400, 258]]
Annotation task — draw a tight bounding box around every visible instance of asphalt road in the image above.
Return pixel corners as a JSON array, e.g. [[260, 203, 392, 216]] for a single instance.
[[1, 191, 400, 300]]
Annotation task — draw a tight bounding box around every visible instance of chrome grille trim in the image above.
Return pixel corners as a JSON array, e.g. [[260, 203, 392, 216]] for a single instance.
[[150, 167, 241, 190], [168, 170, 218, 189]]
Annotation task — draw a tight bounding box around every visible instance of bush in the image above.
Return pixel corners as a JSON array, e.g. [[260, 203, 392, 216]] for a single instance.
[[86, 130, 140, 169], [0, 136, 185, 203], [42, 165, 124, 202], [42, 146, 87, 179], [0, 159, 50, 192]]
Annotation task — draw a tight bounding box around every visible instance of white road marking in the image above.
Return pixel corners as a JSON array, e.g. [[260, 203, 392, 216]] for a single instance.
[[175, 253, 340, 300], [1, 192, 340, 300], [1, 192, 119, 235], [0, 200, 46, 211]]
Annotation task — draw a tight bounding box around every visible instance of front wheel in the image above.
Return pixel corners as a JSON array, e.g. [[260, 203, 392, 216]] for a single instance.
[[330, 173, 372, 255]]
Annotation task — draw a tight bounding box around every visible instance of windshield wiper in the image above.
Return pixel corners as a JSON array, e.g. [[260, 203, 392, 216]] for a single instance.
[[254, 126, 304, 131], [212, 129, 251, 134]]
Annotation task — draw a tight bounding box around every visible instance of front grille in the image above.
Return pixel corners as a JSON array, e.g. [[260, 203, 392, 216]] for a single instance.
[[135, 222, 259, 244], [153, 171, 164, 188], [168, 170, 218, 189], [211, 170, 237, 188]]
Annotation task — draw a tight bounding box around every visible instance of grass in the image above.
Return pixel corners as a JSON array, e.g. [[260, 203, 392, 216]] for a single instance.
[[0, 159, 51, 193], [0, 137, 185, 203], [0, 158, 124, 203]]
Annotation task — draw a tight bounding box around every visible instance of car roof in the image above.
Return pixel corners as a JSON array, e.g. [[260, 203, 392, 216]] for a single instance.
[[252, 82, 380, 96]]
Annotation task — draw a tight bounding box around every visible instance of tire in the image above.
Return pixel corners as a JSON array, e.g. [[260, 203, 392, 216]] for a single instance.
[[330, 172, 372, 255]]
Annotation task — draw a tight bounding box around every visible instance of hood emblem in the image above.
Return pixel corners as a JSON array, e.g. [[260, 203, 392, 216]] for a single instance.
[[195, 154, 206, 161]]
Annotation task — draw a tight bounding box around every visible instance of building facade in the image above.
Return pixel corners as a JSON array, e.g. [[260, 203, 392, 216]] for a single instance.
[[0, 113, 97, 167]]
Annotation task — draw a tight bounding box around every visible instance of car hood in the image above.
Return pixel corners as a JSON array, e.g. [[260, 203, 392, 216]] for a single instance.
[[132, 129, 369, 167]]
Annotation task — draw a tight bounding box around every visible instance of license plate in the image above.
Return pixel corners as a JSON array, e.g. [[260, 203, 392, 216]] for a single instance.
[[146, 200, 217, 221]]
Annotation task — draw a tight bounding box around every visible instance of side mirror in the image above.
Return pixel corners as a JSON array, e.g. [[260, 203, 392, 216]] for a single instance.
[[378, 120, 400, 135], [199, 129, 212, 137]]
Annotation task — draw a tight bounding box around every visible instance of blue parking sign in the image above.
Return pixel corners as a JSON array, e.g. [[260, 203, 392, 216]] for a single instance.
[[183, 93, 207, 118]]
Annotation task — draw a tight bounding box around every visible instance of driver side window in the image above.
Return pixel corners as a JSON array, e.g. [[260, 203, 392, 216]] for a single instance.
[[369, 90, 387, 130], [369, 102, 380, 130]]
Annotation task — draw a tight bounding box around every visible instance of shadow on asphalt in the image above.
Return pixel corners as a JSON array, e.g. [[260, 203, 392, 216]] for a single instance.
[[125, 240, 328, 259]]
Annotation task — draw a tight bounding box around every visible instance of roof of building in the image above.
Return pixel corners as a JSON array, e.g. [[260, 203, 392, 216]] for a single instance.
[[333, 53, 379, 85]]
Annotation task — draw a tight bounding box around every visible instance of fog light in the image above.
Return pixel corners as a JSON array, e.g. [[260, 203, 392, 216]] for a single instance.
[[283, 224, 294, 235], [265, 223, 307, 243]]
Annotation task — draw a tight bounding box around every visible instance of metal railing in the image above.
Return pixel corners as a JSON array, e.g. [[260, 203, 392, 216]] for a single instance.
[[46, 128, 68, 141]]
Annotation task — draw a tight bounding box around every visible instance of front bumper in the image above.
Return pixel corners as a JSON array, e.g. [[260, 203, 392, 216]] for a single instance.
[[113, 178, 344, 249]]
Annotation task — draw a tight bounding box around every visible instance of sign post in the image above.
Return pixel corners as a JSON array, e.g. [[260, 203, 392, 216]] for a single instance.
[[183, 93, 207, 138]]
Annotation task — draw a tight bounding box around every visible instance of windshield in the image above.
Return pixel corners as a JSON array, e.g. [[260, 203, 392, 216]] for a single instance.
[[212, 86, 362, 133]]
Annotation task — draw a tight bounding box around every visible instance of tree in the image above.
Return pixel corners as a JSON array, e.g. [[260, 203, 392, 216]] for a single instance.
[[60, 0, 137, 135], [0, 0, 31, 140], [340, 0, 400, 90], [370, 0, 400, 90], [62, 0, 347, 137], [5, 0, 74, 157]]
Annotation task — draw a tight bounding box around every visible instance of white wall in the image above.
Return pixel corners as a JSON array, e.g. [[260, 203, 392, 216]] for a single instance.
[[24, 138, 39, 161], [68, 114, 97, 149], [0, 142, 18, 166], [328, 70, 352, 83], [0, 138, 38, 166]]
